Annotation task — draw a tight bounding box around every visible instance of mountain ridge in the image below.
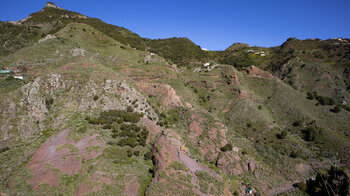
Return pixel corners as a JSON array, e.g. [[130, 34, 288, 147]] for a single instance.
[[0, 2, 349, 196]]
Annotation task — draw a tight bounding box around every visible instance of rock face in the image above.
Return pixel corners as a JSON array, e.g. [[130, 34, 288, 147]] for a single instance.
[[44, 2, 63, 9], [22, 77, 48, 122], [70, 48, 86, 57], [188, 115, 230, 163], [147, 129, 224, 195], [144, 53, 165, 63], [136, 83, 182, 108], [38, 34, 56, 43], [246, 65, 274, 79], [75, 173, 112, 196], [27, 128, 105, 189], [217, 151, 243, 175]]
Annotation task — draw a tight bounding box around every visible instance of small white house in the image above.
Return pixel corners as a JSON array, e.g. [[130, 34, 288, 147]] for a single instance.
[[14, 76, 24, 80], [260, 53, 266, 56], [247, 50, 254, 53], [203, 63, 210, 67]]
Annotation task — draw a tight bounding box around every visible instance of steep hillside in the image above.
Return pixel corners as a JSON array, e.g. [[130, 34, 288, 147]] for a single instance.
[[0, 3, 349, 196], [0, 2, 213, 66]]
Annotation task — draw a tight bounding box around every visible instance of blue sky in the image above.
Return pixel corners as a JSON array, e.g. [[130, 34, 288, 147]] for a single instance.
[[0, 0, 349, 50]]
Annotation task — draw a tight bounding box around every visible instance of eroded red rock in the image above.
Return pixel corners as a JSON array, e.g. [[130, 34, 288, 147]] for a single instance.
[[136, 83, 182, 108], [27, 129, 104, 190], [246, 65, 273, 79]]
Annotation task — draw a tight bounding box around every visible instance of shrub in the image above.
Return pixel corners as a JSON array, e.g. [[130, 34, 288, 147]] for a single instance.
[[290, 150, 298, 158], [307, 92, 315, 100], [331, 105, 341, 113], [300, 166, 349, 196], [45, 97, 54, 109], [122, 112, 141, 123], [277, 130, 287, 139], [127, 106, 133, 112], [93, 95, 99, 101], [292, 120, 303, 127], [77, 126, 87, 133], [302, 126, 322, 141], [0, 146, 10, 153], [316, 95, 335, 105], [117, 118, 123, 124], [144, 151, 153, 160], [220, 143, 233, 152], [102, 124, 112, 129], [133, 151, 140, 156], [117, 137, 138, 148], [5, 75, 15, 81], [340, 104, 350, 112], [127, 149, 133, 157]]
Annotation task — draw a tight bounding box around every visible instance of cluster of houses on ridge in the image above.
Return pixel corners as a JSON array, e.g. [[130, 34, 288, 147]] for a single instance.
[[246, 50, 266, 56], [0, 68, 24, 80]]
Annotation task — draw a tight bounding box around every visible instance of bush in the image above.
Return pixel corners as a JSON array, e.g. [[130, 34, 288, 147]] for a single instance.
[[331, 105, 341, 113], [127, 149, 133, 157], [45, 97, 54, 109], [340, 104, 350, 112], [302, 126, 321, 141], [0, 146, 10, 153], [144, 151, 153, 160], [292, 120, 303, 127], [316, 95, 335, 105], [93, 95, 99, 101], [277, 130, 287, 139], [122, 112, 141, 123], [133, 151, 140, 156], [290, 150, 298, 158], [307, 92, 315, 100], [300, 166, 349, 196], [117, 137, 138, 148], [127, 106, 133, 112], [220, 143, 233, 152], [102, 124, 112, 129], [5, 75, 15, 81]]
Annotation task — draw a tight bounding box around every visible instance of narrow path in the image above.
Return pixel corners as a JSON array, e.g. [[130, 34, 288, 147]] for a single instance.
[[268, 181, 299, 196]]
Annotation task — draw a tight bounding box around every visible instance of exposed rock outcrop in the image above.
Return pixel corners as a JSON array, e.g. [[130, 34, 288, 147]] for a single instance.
[[38, 34, 56, 43], [136, 83, 182, 108], [27, 128, 105, 189], [147, 129, 224, 195], [246, 65, 274, 79]]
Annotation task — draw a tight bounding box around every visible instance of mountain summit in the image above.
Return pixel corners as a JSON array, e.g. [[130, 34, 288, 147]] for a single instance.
[[45, 2, 62, 9]]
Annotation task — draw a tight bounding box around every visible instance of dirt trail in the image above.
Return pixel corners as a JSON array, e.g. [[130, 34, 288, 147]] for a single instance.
[[267, 180, 303, 195]]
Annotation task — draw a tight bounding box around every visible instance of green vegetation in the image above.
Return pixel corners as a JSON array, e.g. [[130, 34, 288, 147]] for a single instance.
[[0, 76, 24, 94], [307, 91, 335, 105], [167, 161, 189, 171], [302, 126, 323, 142], [195, 170, 224, 194], [298, 166, 349, 196], [220, 143, 233, 152]]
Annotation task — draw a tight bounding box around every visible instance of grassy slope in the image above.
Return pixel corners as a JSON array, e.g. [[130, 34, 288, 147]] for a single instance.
[[0, 11, 349, 196]]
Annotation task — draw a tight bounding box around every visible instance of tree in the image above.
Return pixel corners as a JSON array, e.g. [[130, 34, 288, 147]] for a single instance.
[[277, 130, 287, 139], [331, 105, 341, 113], [303, 166, 349, 196]]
